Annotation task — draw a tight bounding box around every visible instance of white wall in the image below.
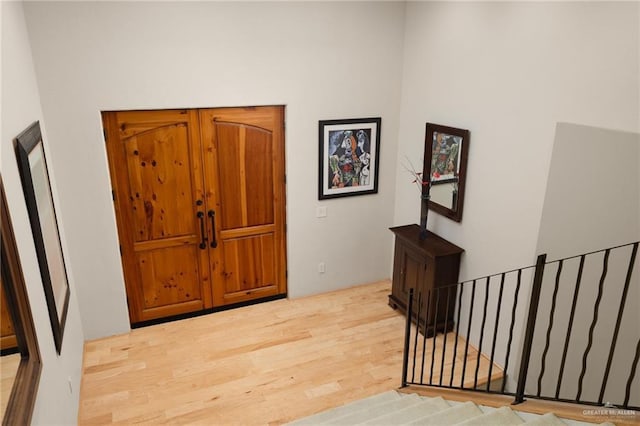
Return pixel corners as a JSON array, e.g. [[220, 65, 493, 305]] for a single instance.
[[1, 2, 85, 424], [537, 124, 639, 258], [395, 1, 639, 278], [395, 1, 639, 393], [531, 123, 639, 405], [23, 1, 406, 339]]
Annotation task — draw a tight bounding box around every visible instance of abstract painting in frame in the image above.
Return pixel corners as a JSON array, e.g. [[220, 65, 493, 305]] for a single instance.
[[318, 117, 381, 200], [15, 121, 70, 354]]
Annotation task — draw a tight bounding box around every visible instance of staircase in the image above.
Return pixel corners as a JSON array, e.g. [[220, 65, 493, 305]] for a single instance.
[[287, 391, 614, 426]]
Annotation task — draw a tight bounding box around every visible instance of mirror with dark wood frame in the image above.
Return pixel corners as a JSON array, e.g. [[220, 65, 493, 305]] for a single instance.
[[1, 177, 42, 425], [423, 123, 470, 222], [15, 121, 70, 355]]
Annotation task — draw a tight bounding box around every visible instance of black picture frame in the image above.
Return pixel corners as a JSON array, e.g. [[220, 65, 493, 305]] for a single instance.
[[15, 121, 70, 354], [423, 123, 470, 222], [318, 117, 381, 200]]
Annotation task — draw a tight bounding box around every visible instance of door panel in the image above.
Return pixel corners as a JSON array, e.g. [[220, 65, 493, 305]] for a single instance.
[[138, 245, 203, 309], [125, 124, 196, 242], [214, 123, 244, 230], [200, 106, 287, 306], [244, 127, 274, 227], [215, 123, 275, 229], [221, 233, 276, 302], [104, 110, 212, 323]]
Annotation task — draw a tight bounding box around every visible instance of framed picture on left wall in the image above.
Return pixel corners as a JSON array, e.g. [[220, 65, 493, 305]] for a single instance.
[[15, 121, 70, 354], [318, 117, 381, 200]]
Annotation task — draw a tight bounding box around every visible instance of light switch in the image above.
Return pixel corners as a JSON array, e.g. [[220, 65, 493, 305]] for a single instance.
[[316, 206, 327, 218]]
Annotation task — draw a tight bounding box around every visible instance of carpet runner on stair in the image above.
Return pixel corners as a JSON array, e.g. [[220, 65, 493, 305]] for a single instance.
[[287, 391, 615, 426]]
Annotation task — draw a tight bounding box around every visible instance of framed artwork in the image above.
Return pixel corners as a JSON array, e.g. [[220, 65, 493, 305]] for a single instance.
[[318, 117, 381, 200], [15, 121, 70, 354]]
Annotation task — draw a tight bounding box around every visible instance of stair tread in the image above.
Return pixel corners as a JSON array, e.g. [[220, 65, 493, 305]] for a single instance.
[[359, 397, 451, 425], [326, 394, 423, 424], [288, 391, 621, 426], [456, 406, 525, 426], [407, 401, 484, 425], [524, 413, 566, 425], [286, 391, 402, 425]]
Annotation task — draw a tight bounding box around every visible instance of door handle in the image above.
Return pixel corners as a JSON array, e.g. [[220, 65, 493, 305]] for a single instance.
[[197, 211, 207, 249], [208, 210, 218, 248]]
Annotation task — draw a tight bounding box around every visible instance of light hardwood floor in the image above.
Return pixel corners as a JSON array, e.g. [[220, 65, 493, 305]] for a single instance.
[[78, 281, 494, 425]]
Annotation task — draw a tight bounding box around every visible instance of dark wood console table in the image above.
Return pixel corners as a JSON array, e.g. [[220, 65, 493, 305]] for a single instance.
[[389, 224, 464, 336]]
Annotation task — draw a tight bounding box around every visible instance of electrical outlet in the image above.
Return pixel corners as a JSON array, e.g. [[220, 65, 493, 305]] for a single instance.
[[318, 262, 326, 273]]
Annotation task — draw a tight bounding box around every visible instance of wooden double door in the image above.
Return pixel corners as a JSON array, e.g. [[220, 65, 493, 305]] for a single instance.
[[103, 106, 287, 324]]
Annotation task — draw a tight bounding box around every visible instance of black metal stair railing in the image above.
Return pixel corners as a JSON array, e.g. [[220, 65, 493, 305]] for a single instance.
[[401, 265, 536, 395], [401, 241, 640, 410]]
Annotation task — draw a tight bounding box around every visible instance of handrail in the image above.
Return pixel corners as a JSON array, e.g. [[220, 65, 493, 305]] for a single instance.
[[545, 241, 638, 264]]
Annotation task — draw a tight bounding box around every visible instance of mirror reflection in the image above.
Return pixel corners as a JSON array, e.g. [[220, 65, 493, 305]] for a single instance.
[[430, 181, 458, 211], [1, 269, 20, 418], [1, 356, 20, 417], [430, 131, 462, 210]]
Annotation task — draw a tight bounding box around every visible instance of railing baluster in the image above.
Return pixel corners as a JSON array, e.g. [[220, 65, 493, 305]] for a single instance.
[[599, 243, 638, 404], [474, 277, 490, 389], [420, 290, 431, 384], [400, 288, 413, 388], [401, 288, 414, 387], [439, 285, 452, 386], [429, 288, 439, 384], [450, 284, 464, 387], [411, 290, 422, 384], [461, 280, 476, 389], [576, 249, 610, 402], [514, 254, 547, 405], [487, 273, 505, 391], [502, 269, 522, 394], [537, 259, 563, 397], [556, 255, 585, 399], [624, 338, 640, 408]]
